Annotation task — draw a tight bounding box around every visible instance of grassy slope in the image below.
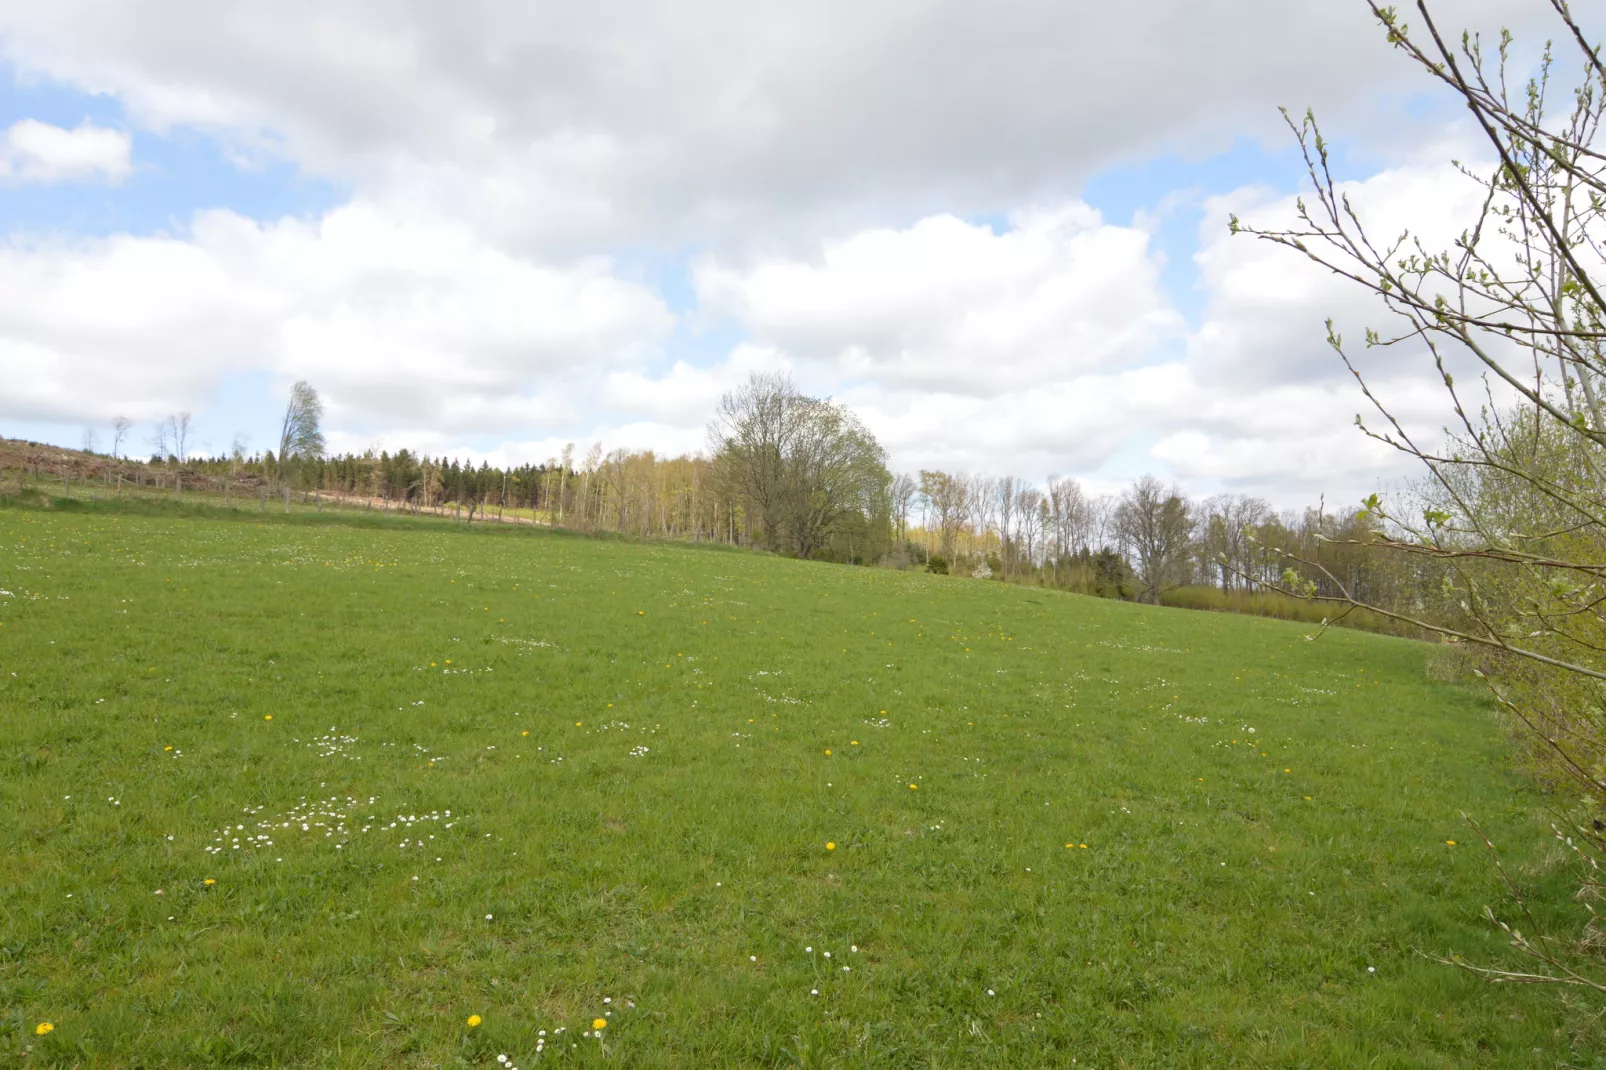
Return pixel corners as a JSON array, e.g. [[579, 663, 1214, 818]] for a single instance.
[[0, 502, 1595, 1068]]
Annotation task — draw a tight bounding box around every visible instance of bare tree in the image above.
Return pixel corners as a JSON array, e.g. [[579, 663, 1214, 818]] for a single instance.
[[148, 420, 170, 461], [80, 427, 98, 454], [1114, 475, 1193, 603], [1089, 494, 1118, 553], [919, 470, 970, 562], [890, 472, 917, 544], [164, 412, 192, 464], [995, 475, 1019, 579], [110, 416, 131, 459], [1016, 485, 1044, 570], [1200, 494, 1272, 593]]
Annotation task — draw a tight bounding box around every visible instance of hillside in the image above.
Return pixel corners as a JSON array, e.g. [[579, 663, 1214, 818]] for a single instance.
[[0, 501, 1592, 1067]]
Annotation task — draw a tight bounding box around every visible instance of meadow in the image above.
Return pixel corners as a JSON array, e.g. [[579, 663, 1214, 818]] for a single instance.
[[0, 499, 1596, 1068]]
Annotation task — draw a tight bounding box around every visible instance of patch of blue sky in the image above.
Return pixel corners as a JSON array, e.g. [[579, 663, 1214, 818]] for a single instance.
[[2, 369, 284, 462], [614, 245, 748, 371], [1079, 95, 1455, 329], [0, 65, 344, 238]]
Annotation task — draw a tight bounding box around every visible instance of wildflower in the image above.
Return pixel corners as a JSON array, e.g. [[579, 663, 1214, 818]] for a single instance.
[[824, 749, 831, 756], [1446, 840, 1457, 846], [204, 878, 216, 886], [521, 730, 529, 736], [826, 842, 836, 850], [593, 1018, 607, 1030], [35, 1022, 53, 1036], [850, 741, 858, 746], [486, 913, 494, 920], [908, 783, 918, 791], [264, 715, 272, 721], [467, 1014, 483, 1027]]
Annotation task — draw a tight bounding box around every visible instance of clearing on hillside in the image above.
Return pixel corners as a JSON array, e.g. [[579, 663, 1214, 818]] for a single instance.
[[0, 503, 1594, 1067]]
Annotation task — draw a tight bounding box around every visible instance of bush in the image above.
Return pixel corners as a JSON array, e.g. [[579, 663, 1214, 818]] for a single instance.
[[1160, 586, 1421, 639], [925, 555, 949, 575]]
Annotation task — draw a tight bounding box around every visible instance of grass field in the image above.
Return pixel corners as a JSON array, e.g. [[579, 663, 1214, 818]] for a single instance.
[[0, 499, 1596, 1068]]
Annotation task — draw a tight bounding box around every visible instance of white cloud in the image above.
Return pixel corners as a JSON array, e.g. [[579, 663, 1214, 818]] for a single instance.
[[0, 118, 130, 184], [0, 200, 673, 429], [697, 206, 1181, 396], [0, 0, 1549, 251], [602, 344, 787, 425], [684, 155, 1520, 507], [0, 1, 1572, 509]]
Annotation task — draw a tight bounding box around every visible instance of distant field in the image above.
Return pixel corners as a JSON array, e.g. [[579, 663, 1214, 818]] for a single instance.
[[0, 501, 1595, 1068]]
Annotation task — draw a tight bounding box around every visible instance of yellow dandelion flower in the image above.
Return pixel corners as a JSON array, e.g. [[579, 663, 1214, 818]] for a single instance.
[[826, 841, 836, 850], [1079, 843, 1088, 849], [204, 878, 216, 885], [164, 746, 173, 751], [1446, 840, 1457, 846], [263, 715, 272, 721], [575, 721, 582, 727], [851, 740, 858, 745], [909, 783, 919, 791], [430, 662, 436, 667], [466, 1014, 482, 1028], [35, 1022, 53, 1036], [521, 730, 530, 737], [593, 1018, 607, 1030], [824, 749, 832, 756]]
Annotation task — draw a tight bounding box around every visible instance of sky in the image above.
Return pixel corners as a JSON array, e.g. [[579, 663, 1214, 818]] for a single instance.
[[0, 0, 1574, 509]]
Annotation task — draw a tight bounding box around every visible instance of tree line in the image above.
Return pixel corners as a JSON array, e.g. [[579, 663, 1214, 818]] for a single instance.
[[28, 374, 1418, 633]]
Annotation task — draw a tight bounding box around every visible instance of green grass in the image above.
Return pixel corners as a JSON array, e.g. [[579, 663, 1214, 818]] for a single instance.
[[0, 501, 1596, 1068]]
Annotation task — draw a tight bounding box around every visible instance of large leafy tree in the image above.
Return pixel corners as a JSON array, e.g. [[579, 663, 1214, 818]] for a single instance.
[[710, 372, 891, 558]]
